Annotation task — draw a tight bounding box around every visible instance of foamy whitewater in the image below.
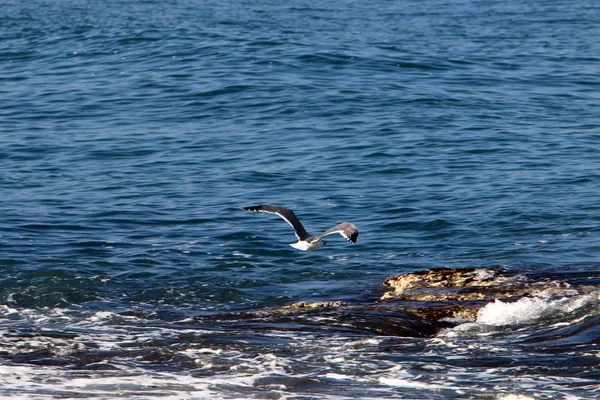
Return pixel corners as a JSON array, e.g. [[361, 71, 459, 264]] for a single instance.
[[1, 284, 600, 399]]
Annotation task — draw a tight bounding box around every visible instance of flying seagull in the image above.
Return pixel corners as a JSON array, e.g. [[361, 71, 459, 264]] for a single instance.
[[243, 204, 358, 251]]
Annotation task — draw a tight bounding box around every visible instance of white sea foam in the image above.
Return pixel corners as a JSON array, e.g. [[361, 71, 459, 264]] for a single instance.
[[477, 297, 550, 325], [1, 294, 597, 399], [473, 268, 498, 281], [0, 305, 20, 315], [88, 310, 117, 322], [496, 395, 536, 400], [476, 292, 599, 326], [377, 365, 452, 391]]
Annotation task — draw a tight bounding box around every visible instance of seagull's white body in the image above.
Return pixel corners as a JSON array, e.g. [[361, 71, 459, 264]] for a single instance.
[[289, 238, 325, 251], [243, 204, 358, 252]]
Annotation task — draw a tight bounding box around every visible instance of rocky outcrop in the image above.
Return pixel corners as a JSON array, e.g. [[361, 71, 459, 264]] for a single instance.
[[380, 266, 587, 302], [202, 267, 593, 337], [382, 266, 512, 299]]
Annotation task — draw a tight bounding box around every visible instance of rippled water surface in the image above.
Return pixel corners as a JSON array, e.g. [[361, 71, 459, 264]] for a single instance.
[[1, 0, 600, 398]]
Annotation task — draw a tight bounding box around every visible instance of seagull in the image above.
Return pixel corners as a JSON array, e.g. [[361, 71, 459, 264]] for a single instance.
[[243, 204, 358, 251]]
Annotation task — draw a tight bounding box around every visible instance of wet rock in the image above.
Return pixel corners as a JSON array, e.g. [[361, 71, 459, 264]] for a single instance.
[[375, 300, 482, 322], [379, 267, 588, 304], [199, 267, 594, 338], [381, 267, 512, 298], [329, 307, 454, 337]]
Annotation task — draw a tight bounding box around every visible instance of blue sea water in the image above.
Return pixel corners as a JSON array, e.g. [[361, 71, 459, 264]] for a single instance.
[[1, 0, 600, 398]]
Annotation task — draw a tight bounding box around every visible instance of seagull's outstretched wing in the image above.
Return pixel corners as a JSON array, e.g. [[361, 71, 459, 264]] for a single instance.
[[318, 222, 358, 244], [243, 205, 310, 241]]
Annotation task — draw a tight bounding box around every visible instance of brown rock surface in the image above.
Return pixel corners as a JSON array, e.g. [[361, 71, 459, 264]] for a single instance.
[[200, 267, 594, 337]]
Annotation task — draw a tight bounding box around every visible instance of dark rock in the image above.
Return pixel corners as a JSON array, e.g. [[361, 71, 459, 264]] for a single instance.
[[198, 267, 594, 338]]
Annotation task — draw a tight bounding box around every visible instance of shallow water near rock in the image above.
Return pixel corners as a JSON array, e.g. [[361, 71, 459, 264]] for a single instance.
[[1, 0, 600, 398]]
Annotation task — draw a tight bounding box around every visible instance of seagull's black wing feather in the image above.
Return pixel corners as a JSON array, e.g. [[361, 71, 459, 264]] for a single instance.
[[243, 205, 311, 240]]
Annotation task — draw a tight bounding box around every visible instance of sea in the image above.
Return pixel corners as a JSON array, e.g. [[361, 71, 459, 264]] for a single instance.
[[1, 0, 600, 398]]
